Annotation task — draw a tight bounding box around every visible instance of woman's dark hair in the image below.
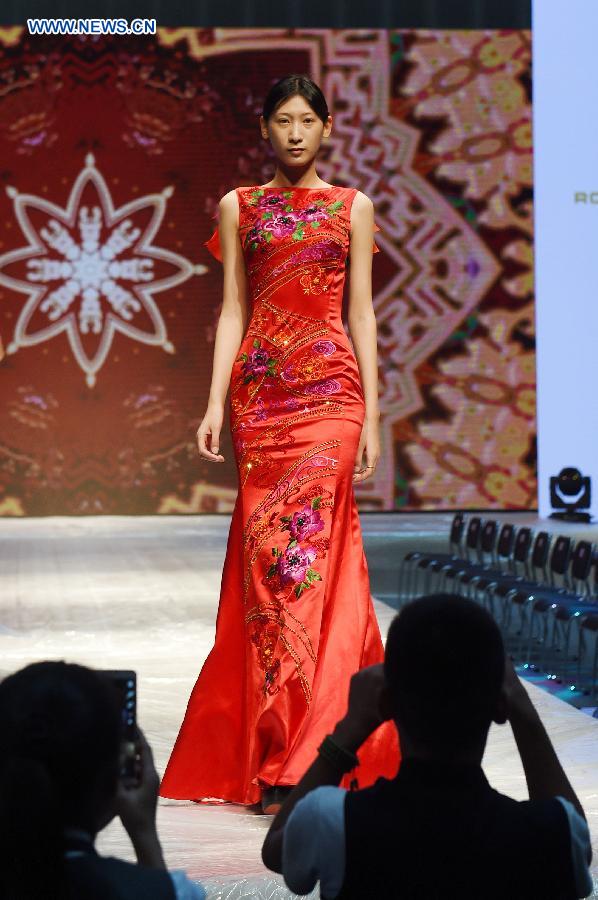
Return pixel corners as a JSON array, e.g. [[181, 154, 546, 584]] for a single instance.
[[0, 661, 122, 900], [262, 73, 329, 124], [384, 594, 505, 754]]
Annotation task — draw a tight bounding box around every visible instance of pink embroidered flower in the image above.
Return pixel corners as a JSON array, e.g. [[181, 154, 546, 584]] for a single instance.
[[246, 223, 264, 247], [242, 347, 271, 376], [263, 212, 299, 239], [256, 193, 287, 212], [277, 544, 317, 586], [280, 364, 299, 383], [304, 378, 342, 396], [251, 397, 269, 421], [302, 204, 329, 223], [288, 504, 325, 542], [312, 340, 337, 356], [238, 339, 278, 383]]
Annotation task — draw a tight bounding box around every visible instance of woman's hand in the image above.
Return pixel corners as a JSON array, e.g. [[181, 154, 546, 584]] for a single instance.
[[197, 402, 225, 462], [353, 414, 380, 484]]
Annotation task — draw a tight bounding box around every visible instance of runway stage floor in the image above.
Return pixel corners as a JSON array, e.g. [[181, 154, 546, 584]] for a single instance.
[[1, 513, 598, 899]]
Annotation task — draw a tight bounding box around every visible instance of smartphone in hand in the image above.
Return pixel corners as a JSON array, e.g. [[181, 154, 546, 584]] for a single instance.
[[100, 670, 141, 785]]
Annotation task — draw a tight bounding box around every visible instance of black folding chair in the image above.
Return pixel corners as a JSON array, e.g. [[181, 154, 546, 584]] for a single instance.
[[577, 596, 598, 703], [488, 531, 552, 645], [524, 540, 596, 674], [509, 535, 572, 662], [425, 516, 484, 594], [473, 524, 526, 622], [398, 512, 465, 604], [454, 520, 501, 596]]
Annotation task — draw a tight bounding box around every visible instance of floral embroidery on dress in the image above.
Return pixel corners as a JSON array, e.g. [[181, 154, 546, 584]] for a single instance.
[[248, 492, 329, 697], [284, 502, 326, 543], [247, 391, 307, 424], [303, 378, 342, 396], [244, 474, 335, 699], [312, 339, 337, 356], [299, 265, 331, 294], [267, 496, 325, 600], [279, 341, 337, 385], [249, 605, 282, 696], [296, 352, 326, 382], [237, 338, 278, 384], [273, 543, 318, 592], [244, 189, 345, 253], [268, 241, 341, 278]]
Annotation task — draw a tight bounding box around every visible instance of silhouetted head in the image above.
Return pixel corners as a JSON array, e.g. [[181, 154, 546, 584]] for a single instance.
[[384, 594, 506, 759], [0, 661, 122, 899]]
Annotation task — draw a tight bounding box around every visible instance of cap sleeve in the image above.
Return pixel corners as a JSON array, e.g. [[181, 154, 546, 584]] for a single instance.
[[204, 220, 222, 262], [372, 221, 381, 255]]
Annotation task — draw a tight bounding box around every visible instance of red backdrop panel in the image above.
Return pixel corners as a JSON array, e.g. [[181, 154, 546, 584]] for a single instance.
[[0, 28, 534, 514]]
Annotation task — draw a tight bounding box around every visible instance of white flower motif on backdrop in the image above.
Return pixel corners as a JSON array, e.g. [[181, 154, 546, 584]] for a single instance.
[[0, 153, 206, 386]]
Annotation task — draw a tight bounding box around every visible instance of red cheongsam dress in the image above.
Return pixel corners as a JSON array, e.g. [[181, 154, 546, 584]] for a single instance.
[[159, 185, 400, 805]]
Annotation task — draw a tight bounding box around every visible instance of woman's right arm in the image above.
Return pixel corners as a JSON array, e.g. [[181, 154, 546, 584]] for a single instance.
[[198, 189, 249, 462]]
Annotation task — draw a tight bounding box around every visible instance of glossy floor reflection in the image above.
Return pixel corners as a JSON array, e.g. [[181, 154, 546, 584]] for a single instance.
[[1, 514, 597, 898]]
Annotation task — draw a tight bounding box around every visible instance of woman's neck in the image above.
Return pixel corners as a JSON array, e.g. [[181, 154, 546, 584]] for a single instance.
[[266, 164, 328, 190]]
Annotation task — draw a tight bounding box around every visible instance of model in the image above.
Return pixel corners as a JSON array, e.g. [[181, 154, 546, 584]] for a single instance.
[[159, 73, 400, 815]]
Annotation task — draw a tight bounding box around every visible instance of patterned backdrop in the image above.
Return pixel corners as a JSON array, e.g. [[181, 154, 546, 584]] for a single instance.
[[0, 28, 534, 515]]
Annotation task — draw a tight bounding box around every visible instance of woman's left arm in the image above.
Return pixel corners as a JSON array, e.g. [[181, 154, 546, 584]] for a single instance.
[[348, 191, 380, 484]]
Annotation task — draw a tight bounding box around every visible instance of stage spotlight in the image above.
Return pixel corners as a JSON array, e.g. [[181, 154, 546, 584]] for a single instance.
[[549, 467, 592, 523]]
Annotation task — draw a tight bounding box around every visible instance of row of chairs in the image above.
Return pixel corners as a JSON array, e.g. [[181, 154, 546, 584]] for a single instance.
[[398, 513, 598, 702]]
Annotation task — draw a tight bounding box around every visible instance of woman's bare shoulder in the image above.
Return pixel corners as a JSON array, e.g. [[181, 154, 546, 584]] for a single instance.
[[218, 190, 240, 228], [218, 189, 240, 209], [352, 190, 374, 213], [350, 191, 374, 232]]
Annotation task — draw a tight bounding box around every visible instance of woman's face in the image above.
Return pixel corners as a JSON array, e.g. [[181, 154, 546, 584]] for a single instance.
[[260, 94, 332, 169]]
